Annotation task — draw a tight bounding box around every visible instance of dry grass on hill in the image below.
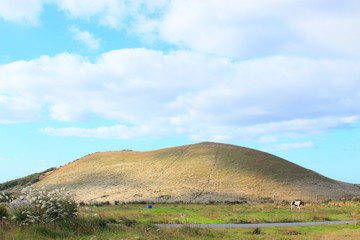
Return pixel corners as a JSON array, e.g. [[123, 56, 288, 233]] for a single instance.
[[35, 142, 360, 203]]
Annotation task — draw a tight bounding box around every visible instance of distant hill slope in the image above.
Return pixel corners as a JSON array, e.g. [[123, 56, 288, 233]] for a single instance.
[[0, 167, 56, 192], [35, 142, 360, 203]]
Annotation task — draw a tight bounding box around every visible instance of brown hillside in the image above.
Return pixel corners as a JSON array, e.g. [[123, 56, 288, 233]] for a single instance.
[[35, 142, 360, 203]]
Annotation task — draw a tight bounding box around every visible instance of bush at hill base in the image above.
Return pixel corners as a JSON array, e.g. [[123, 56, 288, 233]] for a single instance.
[[8, 186, 77, 225], [0, 204, 9, 220], [0, 192, 15, 203]]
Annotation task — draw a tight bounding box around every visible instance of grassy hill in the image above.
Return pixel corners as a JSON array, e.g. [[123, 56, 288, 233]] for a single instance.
[[35, 142, 360, 203], [0, 167, 56, 192]]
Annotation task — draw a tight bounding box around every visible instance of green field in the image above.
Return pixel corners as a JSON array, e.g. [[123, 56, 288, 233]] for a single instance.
[[79, 202, 360, 224], [1, 202, 359, 239]]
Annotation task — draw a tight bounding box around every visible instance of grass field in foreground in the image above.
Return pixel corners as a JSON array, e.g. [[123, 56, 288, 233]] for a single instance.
[[79, 202, 360, 224], [1, 220, 359, 240], [1, 202, 359, 239]]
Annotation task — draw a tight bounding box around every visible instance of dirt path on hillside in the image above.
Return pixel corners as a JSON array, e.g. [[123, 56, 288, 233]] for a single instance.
[[155, 220, 358, 228]]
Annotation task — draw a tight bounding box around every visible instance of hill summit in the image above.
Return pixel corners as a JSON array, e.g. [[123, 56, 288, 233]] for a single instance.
[[36, 142, 360, 203]]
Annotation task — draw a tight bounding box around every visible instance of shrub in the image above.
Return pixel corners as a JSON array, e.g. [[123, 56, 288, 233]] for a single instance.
[[286, 230, 301, 235], [352, 196, 360, 202], [312, 214, 330, 221], [120, 217, 137, 227], [0, 204, 9, 219], [0, 192, 15, 203], [179, 226, 203, 236], [7, 199, 34, 224], [8, 186, 77, 225], [87, 200, 111, 206], [0, 168, 56, 191], [251, 227, 262, 235], [179, 226, 216, 238]]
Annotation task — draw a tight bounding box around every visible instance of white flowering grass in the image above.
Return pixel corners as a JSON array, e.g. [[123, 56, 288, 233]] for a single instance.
[[0, 192, 15, 203], [8, 186, 77, 225]]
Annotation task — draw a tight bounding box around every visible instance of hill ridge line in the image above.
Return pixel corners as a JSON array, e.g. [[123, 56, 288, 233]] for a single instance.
[[34, 142, 360, 203]]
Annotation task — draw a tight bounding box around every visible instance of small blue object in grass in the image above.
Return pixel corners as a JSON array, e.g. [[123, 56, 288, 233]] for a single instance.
[[147, 205, 152, 208]]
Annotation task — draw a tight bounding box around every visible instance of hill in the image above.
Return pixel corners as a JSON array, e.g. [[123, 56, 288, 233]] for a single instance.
[[35, 142, 360, 203], [0, 167, 56, 192]]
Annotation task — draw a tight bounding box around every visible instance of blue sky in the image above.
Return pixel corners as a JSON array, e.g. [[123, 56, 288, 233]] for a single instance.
[[1, 0, 360, 184]]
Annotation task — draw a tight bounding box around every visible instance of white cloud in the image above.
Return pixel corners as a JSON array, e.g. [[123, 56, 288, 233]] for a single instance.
[[49, 104, 85, 122], [261, 141, 316, 152], [155, 0, 360, 59], [0, 0, 167, 29], [57, 0, 126, 28], [56, 0, 168, 29], [293, 8, 360, 58], [42, 124, 160, 139], [0, 0, 44, 25], [0, 157, 11, 162], [0, 0, 128, 28], [1, 0, 360, 60], [0, 94, 41, 123], [244, 116, 359, 136], [258, 136, 278, 143], [69, 27, 101, 50], [1, 49, 360, 140], [184, 116, 359, 142]]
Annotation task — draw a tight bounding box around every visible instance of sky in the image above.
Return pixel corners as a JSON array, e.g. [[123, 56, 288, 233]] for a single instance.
[[1, 0, 360, 184]]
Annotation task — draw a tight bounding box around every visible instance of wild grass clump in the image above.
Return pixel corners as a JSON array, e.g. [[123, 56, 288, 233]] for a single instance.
[[286, 229, 302, 235], [0, 204, 9, 220], [0, 192, 15, 203], [249, 227, 262, 235], [0, 217, 114, 239], [87, 200, 111, 206], [311, 214, 331, 221], [7, 186, 77, 225], [119, 217, 137, 227], [178, 226, 217, 238], [352, 196, 360, 202]]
